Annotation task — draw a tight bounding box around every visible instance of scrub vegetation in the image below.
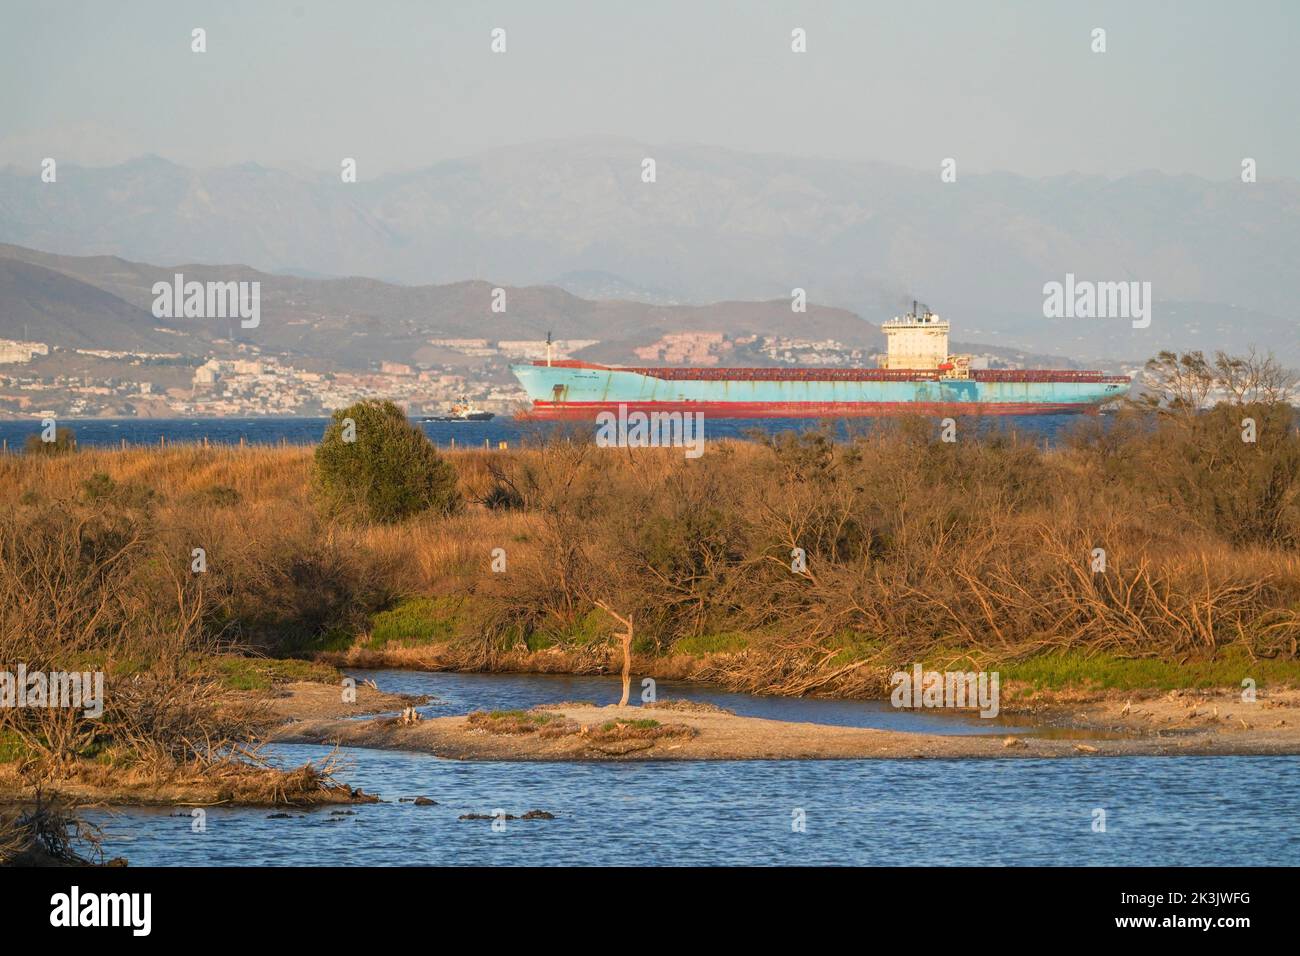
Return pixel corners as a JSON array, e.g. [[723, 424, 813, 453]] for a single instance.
[[0, 353, 1297, 817]]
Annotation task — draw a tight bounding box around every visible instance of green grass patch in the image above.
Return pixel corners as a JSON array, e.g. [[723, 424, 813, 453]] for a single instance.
[[672, 632, 751, 656], [824, 632, 886, 668], [518, 610, 615, 653], [486, 709, 558, 724], [0, 728, 33, 764], [600, 718, 660, 731], [364, 596, 465, 650], [55, 652, 163, 678], [205, 655, 340, 691], [989, 647, 1300, 691], [525, 631, 557, 652], [314, 627, 357, 654], [466, 709, 567, 734], [550, 610, 610, 647]]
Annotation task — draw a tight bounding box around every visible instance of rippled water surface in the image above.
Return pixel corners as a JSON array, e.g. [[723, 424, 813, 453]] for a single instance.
[[83, 671, 1300, 866], [89, 750, 1300, 866], [0, 413, 1092, 451]]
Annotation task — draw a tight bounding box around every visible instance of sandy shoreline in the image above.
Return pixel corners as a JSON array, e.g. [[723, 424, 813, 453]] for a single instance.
[[5, 680, 1297, 813], [272, 686, 1300, 761]]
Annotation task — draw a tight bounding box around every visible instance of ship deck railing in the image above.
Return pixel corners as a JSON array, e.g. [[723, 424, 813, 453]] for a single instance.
[[533, 360, 1128, 384]]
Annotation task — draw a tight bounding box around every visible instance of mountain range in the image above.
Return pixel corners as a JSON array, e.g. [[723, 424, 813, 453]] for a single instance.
[[1, 139, 1297, 365]]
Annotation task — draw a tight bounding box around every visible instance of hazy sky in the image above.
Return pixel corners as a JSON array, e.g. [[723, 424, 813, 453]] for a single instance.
[[3, 0, 1296, 179]]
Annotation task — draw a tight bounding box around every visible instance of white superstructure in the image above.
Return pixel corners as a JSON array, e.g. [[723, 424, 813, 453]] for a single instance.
[[880, 303, 950, 370]]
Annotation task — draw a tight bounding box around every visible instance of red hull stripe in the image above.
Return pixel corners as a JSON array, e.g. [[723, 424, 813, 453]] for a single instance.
[[522, 401, 1097, 420]]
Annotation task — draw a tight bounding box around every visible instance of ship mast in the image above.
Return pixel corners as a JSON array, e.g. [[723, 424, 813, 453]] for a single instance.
[[546, 330, 553, 367]]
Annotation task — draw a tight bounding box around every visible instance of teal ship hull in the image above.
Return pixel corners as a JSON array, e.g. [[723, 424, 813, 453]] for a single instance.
[[511, 361, 1130, 419]]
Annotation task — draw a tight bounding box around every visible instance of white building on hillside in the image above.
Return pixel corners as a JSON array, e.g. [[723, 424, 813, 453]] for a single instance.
[[0, 339, 49, 364]]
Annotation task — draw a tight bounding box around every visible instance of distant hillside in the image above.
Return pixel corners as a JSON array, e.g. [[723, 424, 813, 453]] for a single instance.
[[2, 141, 1298, 362], [0, 244, 879, 368], [0, 258, 195, 353]]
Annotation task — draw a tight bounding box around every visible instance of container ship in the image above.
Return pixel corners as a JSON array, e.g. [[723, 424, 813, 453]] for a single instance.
[[512, 306, 1130, 419]]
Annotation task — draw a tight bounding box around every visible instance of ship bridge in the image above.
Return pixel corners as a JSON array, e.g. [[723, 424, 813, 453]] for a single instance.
[[881, 303, 949, 371]]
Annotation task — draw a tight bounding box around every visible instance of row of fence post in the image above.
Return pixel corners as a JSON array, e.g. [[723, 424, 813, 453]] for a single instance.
[[1, 435, 509, 452]]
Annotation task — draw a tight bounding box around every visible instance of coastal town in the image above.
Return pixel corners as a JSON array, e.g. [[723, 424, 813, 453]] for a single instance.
[[0, 331, 1138, 419], [0, 334, 529, 418]]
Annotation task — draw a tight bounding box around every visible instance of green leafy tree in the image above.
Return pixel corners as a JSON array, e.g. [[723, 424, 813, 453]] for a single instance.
[[314, 400, 460, 523]]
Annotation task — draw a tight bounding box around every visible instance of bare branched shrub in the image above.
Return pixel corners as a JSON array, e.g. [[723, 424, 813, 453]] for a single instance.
[[0, 790, 110, 866]]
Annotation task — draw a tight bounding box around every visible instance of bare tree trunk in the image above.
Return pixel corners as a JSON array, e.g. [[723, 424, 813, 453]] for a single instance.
[[620, 626, 632, 707], [594, 600, 634, 707]]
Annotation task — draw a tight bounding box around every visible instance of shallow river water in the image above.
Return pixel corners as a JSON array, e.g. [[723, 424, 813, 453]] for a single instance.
[[85, 670, 1300, 866]]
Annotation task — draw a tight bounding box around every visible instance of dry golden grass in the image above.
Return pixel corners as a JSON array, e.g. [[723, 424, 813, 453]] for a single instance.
[[2, 408, 1297, 698]]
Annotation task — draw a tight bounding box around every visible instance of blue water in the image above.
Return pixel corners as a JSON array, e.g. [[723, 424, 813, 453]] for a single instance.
[[82, 670, 1300, 866], [86, 749, 1300, 867], [0, 414, 1092, 451], [361, 669, 1022, 735]]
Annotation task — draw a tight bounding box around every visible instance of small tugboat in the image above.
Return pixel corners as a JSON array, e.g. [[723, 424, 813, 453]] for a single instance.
[[422, 399, 495, 422]]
